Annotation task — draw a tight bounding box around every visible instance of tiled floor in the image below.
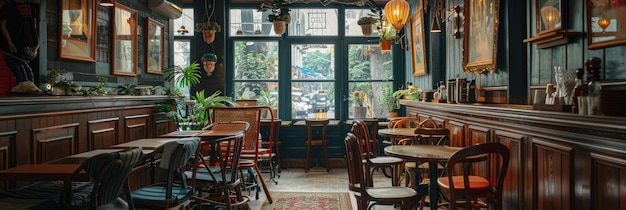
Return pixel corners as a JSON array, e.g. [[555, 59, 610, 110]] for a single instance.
[[245, 167, 439, 210]]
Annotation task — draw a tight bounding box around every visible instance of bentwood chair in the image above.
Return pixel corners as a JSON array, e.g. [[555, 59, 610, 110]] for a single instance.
[[187, 122, 248, 210], [129, 138, 200, 210], [210, 106, 273, 204], [351, 120, 404, 186], [345, 133, 427, 210], [437, 143, 510, 210], [304, 119, 330, 172]]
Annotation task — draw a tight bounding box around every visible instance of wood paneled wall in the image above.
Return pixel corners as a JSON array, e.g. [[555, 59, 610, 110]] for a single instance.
[[402, 100, 626, 210]]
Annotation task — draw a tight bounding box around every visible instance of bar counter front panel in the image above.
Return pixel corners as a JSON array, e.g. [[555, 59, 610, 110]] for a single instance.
[[401, 100, 626, 210]]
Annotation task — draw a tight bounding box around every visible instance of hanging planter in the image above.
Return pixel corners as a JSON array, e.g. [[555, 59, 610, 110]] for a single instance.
[[201, 53, 217, 76], [202, 30, 216, 44], [195, 21, 221, 44], [272, 21, 287, 35], [379, 40, 391, 52], [357, 17, 376, 36]]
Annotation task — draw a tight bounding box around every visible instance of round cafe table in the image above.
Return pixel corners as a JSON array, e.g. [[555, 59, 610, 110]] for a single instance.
[[384, 145, 463, 209]]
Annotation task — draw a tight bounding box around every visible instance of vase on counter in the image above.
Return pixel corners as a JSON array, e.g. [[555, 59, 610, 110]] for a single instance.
[[354, 106, 367, 118]]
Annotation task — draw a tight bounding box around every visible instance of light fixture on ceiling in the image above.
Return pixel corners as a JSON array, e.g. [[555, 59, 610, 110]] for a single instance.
[[384, 0, 410, 31], [430, 0, 460, 38], [177, 25, 189, 35], [100, 0, 114, 7]]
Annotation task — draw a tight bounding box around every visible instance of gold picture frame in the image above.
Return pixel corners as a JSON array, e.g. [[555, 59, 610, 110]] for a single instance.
[[59, 0, 96, 62], [410, 9, 427, 76], [463, 0, 500, 74], [146, 18, 165, 75], [536, 0, 562, 35], [112, 4, 137, 76], [587, 0, 626, 49]]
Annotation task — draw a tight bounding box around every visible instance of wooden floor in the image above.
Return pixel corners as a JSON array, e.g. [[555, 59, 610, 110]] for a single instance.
[[245, 167, 441, 210]]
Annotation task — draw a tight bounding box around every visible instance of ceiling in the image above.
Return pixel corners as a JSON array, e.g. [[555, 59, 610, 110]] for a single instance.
[[230, 0, 390, 4]]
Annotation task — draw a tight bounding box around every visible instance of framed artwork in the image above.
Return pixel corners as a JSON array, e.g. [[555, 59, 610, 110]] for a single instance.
[[536, 0, 562, 35], [146, 18, 165, 75], [587, 0, 626, 49], [59, 0, 96, 62], [112, 4, 137, 76], [463, 0, 500, 74], [410, 9, 427, 76]]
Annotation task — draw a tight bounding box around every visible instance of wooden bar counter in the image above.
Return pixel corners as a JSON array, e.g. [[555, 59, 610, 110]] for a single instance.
[[400, 99, 626, 210]]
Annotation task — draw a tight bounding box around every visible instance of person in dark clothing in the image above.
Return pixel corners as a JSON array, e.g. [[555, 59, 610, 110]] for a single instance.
[[0, 0, 39, 84]]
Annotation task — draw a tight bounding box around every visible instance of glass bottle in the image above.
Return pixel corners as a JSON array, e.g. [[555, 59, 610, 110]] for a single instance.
[[571, 69, 586, 114], [439, 81, 447, 101]]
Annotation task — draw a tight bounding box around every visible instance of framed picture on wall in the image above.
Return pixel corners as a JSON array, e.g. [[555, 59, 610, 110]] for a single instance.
[[586, 0, 626, 49], [59, 0, 96, 62], [463, 0, 500, 74], [536, 0, 562, 35], [146, 18, 164, 75], [112, 3, 137, 76], [410, 9, 427, 76]]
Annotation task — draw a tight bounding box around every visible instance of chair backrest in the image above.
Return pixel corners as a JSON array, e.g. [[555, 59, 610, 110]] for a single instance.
[[414, 127, 450, 146], [210, 132, 245, 185], [443, 143, 510, 195], [305, 119, 329, 143], [156, 138, 200, 201], [210, 106, 261, 160], [419, 119, 442, 128], [351, 120, 373, 158], [344, 133, 372, 196], [391, 118, 421, 128], [62, 147, 143, 209]]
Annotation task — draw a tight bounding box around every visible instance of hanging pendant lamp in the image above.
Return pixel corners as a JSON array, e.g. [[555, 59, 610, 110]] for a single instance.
[[384, 0, 410, 31]]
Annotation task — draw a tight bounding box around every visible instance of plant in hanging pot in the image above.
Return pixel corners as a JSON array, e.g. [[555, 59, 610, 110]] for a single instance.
[[201, 53, 218, 76], [357, 16, 376, 36], [195, 21, 221, 44], [259, 0, 290, 35], [378, 21, 396, 53]]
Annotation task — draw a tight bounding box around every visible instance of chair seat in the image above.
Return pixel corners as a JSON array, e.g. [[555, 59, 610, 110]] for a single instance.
[[130, 185, 192, 203], [437, 175, 491, 190], [365, 187, 418, 199], [367, 156, 403, 165], [405, 162, 444, 170], [0, 181, 93, 208]]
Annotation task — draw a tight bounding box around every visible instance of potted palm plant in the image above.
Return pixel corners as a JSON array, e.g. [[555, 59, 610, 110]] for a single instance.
[[257, 90, 278, 118], [164, 62, 202, 89], [259, 0, 290, 35], [357, 16, 376, 36], [195, 21, 221, 44], [201, 53, 218, 76]]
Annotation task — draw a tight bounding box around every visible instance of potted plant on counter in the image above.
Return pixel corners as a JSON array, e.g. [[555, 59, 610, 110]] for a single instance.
[[393, 85, 421, 100], [381, 84, 400, 117], [195, 21, 221, 44]]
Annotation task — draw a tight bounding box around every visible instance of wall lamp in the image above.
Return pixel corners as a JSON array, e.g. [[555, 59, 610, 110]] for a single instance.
[[430, 0, 461, 38]]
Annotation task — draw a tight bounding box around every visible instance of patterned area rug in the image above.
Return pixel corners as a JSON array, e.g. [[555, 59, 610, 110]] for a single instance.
[[261, 192, 352, 210]]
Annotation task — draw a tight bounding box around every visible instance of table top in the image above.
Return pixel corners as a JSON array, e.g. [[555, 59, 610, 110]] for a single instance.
[[378, 128, 418, 137], [293, 119, 342, 126], [161, 129, 244, 138], [110, 138, 182, 150], [384, 145, 463, 162], [0, 164, 87, 181]]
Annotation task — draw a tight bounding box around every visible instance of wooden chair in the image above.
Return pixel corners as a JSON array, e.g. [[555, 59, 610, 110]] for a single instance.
[[129, 138, 200, 210], [0, 148, 143, 210], [437, 143, 510, 210], [210, 106, 273, 203], [304, 119, 330, 172], [187, 122, 248, 210], [344, 133, 427, 210], [351, 120, 404, 186], [257, 106, 279, 184]]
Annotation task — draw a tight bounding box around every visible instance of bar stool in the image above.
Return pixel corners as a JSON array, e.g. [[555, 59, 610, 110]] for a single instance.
[[304, 119, 330, 172]]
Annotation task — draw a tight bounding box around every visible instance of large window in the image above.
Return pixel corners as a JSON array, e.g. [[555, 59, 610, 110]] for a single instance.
[[172, 8, 194, 97], [229, 7, 394, 120]]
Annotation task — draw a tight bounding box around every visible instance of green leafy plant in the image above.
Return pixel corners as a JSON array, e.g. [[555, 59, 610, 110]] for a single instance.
[[259, 0, 291, 23], [165, 62, 202, 88], [117, 84, 138, 96], [79, 76, 110, 96], [347, 91, 365, 106], [357, 16, 376, 25], [202, 53, 217, 62], [257, 90, 277, 108], [194, 21, 221, 32], [393, 85, 421, 100], [378, 22, 396, 40], [158, 90, 233, 130], [381, 84, 399, 112]]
